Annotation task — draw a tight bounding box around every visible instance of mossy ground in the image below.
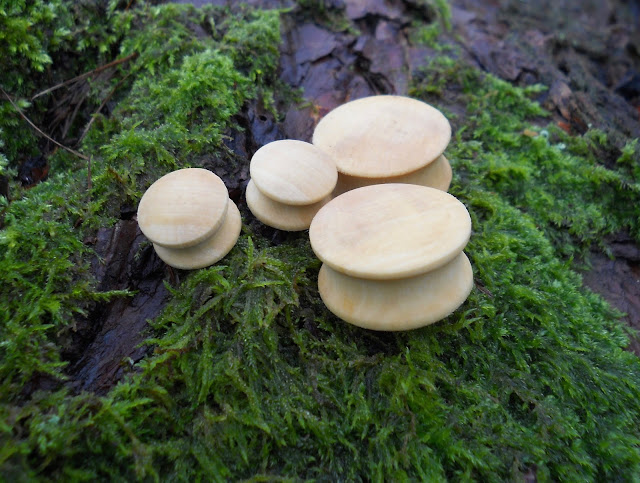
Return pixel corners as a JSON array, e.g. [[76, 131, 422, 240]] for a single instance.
[[1, 1, 640, 480]]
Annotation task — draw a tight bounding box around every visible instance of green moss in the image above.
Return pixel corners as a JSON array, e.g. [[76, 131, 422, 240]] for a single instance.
[[412, 59, 640, 256], [91, 48, 250, 220], [0, 133, 9, 177], [1, 1, 640, 481], [5, 229, 639, 479], [0, 0, 281, 418], [0, 171, 124, 401], [407, 0, 453, 48], [0, 0, 124, 161]]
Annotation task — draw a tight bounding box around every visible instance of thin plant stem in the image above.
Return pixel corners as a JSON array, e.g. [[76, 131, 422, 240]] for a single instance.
[[0, 86, 89, 161], [31, 52, 138, 101]]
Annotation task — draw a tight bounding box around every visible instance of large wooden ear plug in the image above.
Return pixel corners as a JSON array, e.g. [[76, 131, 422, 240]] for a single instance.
[[312, 95, 453, 197], [137, 168, 241, 269], [246, 140, 337, 231], [309, 184, 473, 331]]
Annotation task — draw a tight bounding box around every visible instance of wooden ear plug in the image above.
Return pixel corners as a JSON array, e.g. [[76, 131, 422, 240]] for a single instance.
[[312, 95, 453, 197], [246, 140, 337, 231], [309, 184, 473, 331], [137, 168, 241, 270]]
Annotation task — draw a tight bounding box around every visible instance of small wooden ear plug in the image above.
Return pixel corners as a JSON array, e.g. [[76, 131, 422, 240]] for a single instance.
[[137, 168, 241, 270], [312, 95, 453, 197], [309, 184, 473, 331], [246, 140, 337, 231]]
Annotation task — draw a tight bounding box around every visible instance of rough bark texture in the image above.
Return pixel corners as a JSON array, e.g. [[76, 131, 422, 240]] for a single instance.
[[67, 221, 169, 394], [448, 0, 640, 355]]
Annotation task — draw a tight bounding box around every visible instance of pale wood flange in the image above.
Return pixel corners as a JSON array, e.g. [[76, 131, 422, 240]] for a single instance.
[[332, 155, 453, 198], [310, 184, 471, 280], [153, 200, 241, 270], [313, 95, 451, 178], [250, 140, 337, 205], [246, 179, 330, 231], [318, 252, 473, 331], [138, 168, 229, 249]]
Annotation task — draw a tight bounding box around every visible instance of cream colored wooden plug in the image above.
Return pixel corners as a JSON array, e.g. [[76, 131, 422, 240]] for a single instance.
[[247, 140, 337, 231], [318, 253, 473, 331], [309, 184, 473, 331], [312, 95, 453, 195], [137, 168, 241, 269], [309, 183, 471, 280], [332, 155, 453, 197]]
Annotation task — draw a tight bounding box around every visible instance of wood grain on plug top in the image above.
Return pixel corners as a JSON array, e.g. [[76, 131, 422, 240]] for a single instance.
[[309, 184, 471, 280], [312, 95, 451, 178], [318, 252, 473, 331], [250, 140, 337, 205], [137, 168, 229, 249]]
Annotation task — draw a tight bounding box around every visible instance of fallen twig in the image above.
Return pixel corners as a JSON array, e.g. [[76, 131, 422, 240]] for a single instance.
[[76, 72, 132, 146], [1, 86, 90, 161], [87, 155, 92, 191], [31, 52, 138, 101]]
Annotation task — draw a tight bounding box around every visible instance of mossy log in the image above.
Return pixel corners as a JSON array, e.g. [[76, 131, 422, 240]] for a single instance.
[[1, 0, 640, 480]]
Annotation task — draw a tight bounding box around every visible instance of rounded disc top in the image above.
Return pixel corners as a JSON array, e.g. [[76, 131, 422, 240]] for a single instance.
[[312, 95, 451, 177], [309, 184, 471, 280], [250, 140, 337, 205], [137, 168, 229, 248]]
